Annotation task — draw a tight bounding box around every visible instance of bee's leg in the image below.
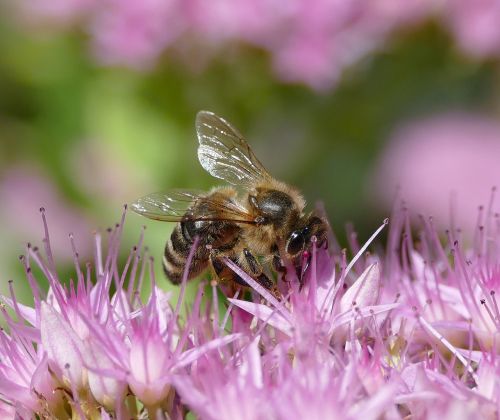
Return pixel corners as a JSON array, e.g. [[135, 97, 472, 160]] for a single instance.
[[269, 244, 288, 282], [210, 254, 253, 288], [294, 250, 313, 291], [272, 254, 288, 282], [242, 249, 281, 300], [242, 248, 262, 276], [210, 255, 231, 284], [210, 255, 241, 298]]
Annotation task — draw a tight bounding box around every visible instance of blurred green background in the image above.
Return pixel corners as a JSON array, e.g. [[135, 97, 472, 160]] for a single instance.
[[1, 2, 499, 301]]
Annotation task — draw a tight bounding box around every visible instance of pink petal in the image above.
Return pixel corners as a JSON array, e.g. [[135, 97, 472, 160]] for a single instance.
[[40, 302, 87, 388], [349, 382, 398, 419], [0, 379, 37, 411], [330, 303, 401, 335], [339, 263, 381, 314], [174, 334, 242, 370], [128, 334, 171, 406], [0, 297, 37, 326], [227, 298, 293, 336], [30, 353, 63, 410], [0, 401, 15, 419], [237, 338, 263, 388], [85, 338, 127, 410], [474, 359, 497, 400]]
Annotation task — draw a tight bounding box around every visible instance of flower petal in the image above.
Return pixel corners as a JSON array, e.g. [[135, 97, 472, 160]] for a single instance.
[[40, 302, 87, 388], [228, 299, 293, 336], [340, 263, 380, 313], [85, 337, 127, 410]]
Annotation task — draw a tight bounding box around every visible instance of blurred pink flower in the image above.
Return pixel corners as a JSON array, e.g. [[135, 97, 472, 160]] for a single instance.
[[13, 0, 436, 89], [0, 167, 93, 259], [89, 0, 183, 69], [16, 0, 96, 25], [371, 113, 500, 232], [185, 0, 292, 43], [14, 0, 500, 88], [444, 0, 500, 58], [271, 0, 433, 89]]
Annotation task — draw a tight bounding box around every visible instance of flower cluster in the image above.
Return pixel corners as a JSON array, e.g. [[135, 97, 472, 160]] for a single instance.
[[13, 0, 500, 89], [0, 203, 499, 418]]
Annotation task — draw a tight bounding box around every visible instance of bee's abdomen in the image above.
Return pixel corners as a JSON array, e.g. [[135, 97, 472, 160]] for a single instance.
[[163, 222, 208, 284]]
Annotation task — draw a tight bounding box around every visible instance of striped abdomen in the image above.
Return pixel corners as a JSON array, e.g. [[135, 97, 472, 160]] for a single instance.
[[162, 221, 209, 284]]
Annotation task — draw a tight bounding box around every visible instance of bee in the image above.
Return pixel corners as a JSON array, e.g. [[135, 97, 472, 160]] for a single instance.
[[131, 111, 328, 296]]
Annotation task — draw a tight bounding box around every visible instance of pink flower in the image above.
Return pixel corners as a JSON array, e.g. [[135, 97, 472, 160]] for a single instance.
[[0, 166, 93, 260], [371, 113, 500, 233], [85, 336, 127, 410], [0, 208, 239, 417], [13, 0, 500, 90], [12, 0, 436, 89], [17, 0, 96, 26], [226, 220, 394, 343], [89, 0, 183, 69], [1, 200, 500, 417], [40, 302, 88, 389], [444, 0, 500, 58]]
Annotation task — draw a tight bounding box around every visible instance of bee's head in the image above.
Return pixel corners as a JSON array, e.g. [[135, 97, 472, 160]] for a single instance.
[[284, 213, 328, 258]]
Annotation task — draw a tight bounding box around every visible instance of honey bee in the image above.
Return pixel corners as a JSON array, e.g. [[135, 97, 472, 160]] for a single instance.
[[131, 111, 328, 296]]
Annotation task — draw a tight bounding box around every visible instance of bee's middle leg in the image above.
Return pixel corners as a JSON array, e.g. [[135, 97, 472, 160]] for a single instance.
[[210, 251, 280, 299], [241, 248, 281, 299]]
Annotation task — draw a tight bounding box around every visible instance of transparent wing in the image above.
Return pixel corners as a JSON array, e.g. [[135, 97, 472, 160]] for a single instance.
[[130, 190, 256, 224], [196, 111, 272, 187]]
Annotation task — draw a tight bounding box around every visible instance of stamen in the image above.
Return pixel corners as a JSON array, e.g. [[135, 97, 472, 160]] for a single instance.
[[418, 316, 478, 384], [224, 258, 293, 324], [220, 289, 240, 334], [175, 281, 205, 355], [126, 226, 146, 300], [490, 290, 500, 323], [0, 334, 31, 384], [7, 281, 22, 322], [69, 233, 84, 285], [320, 248, 347, 319], [327, 219, 388, 317], [452, 240, 489, 328], [307, 238, 317, 308], [22, 262, 41, 319], [211, 281, 219, 337], [480, 298, 498, 329], [174, 236, 200, 319], [94, 231, 104, 277], [116, 247, 134, 297], [132, 248, 149, 307], [40, 207, 56, 275], [346, 223, 361, 266], [28, 247, 68, 318]]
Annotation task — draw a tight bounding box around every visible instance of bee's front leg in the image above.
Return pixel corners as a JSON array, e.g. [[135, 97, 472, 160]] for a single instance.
[[272, 254, 288, 282], [269, 244, 288, 282], [294, 250, 313, 291]]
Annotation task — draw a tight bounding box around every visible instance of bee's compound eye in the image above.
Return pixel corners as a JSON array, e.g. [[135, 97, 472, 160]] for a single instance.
[[286, 230, 305, 256]]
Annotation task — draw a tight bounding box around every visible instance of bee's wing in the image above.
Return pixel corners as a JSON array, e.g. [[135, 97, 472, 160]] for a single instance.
[[130, 190, 257, 224], [196, 111, 272, 187]]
